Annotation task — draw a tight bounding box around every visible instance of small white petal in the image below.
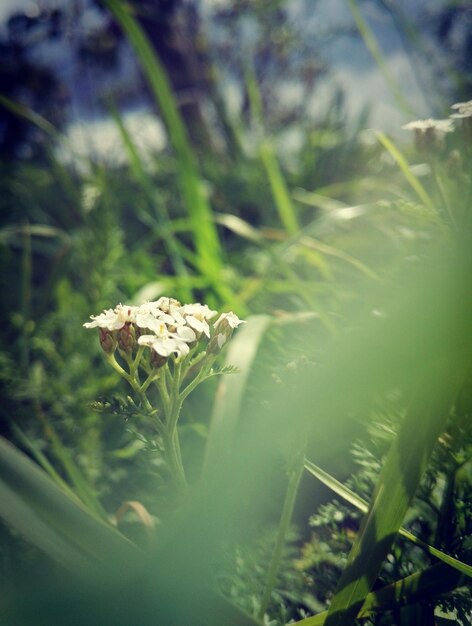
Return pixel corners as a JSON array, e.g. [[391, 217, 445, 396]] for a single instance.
[[174, 340, 190, 357], [182, 303, 217, 320], [186, 315, 210, 337], [155, 312, 176, 325], [138, 334, 158, 347], [174, 325, 196, 342]]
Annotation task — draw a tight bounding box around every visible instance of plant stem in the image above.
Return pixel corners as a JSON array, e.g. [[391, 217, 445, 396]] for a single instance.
[[163, 428, 187, 496], [105, 353, 153, 412], [258, 447, 305, 620]]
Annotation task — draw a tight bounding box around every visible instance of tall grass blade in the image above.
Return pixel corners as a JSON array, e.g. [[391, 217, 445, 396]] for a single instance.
[[346, 0, 414, 115], [300, 236, 380, 280], [0, 436, 134, 570], [293, 562, 466, 625], [13, 424, 79, 500], [109, 104, 191, 300], [260, 139, 300, 235], [103, 0, 230, 301], [304, 458, 472, 577], [203, 315, 272, 474], [245, 63, 300, 235], [0, 95, 60, 139], [27, 404, 109, 521], [323, 377, 463, 625], [376, 131, 434, 210]]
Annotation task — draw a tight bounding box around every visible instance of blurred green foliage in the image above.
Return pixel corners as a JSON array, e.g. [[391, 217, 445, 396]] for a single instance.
[[0, 2, 471, 625]]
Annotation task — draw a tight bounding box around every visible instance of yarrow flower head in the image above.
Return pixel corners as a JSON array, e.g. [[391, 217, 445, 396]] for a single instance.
[[84, 298, 245, 496], [402, 119, 454, 133], [84, 298, 244, 366], [450, 100, 472, 119], [402, 118, 454, 152]]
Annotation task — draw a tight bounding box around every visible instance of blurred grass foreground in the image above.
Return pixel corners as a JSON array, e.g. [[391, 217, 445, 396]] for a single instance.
[[0, 1, 471, 625]]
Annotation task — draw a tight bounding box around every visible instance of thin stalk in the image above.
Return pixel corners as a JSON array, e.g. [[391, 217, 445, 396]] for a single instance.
[[131, 345, 145, 376], [172, 429, 185, 481], [347, 0, 414, 116], [140, 370, 158, 395], [434, 464, 457, 550], [155, 368, 171, 414], [180, 355, 215, 403], [105, 353, 153, 413], [20, 221, 32, 371], [258, 448, 305, 619], [431, 161, 458, 232], [162, 428, 187, 495]]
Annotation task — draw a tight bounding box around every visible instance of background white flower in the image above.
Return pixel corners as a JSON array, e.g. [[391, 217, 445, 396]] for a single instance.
[[450, 100, 472, 119], [402, 118, 454, 133]]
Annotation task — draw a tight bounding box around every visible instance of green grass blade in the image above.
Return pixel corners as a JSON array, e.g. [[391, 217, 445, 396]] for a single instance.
[[203, 314, 272, 474], [103, 0, 230, 301], [109, 104, 191, 300], [0, 95, 60, 139], [304, 458, 472, 578], [12, 425, 79, 500], [293, 562, 466, 625], [28, 407, 109, 522], [346, 0, 414, 115], [0, 436, 135, 569], [323, 377, 463, 625], [244, 63, 300, 235], [300, 236, 380, 280], [0, 479, 91, 572], [260, 139, 300, 235], [376, 131, 434, 210]]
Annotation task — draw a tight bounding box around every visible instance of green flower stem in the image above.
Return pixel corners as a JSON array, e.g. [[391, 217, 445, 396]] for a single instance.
[[162, 427, 187, 495], [170, 360, 183, 414], [140, 369, 158, 394], [107, 349, 216, 497], [179, 355, 216, 404], [105, 353, 153, 412], [258, 446, 306, 620], [151, 360, 189, 492], [155, 369, 171, 412], [105, 352, 129, 379], [131, 345, 145, 376], [172, 428, 185, 479]]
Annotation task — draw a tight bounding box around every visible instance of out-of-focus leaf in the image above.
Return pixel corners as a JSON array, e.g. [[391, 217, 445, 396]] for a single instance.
[[203, 314, 272, 474], [376, 131, 434, 210], [300, 236, 379, 280], [304, 458, 472, 578], [323, 377, 463, 625], [293, 562, 466, 625], [103, 0, 232, 303], [346, 0, 413, 114], [0, 436, 135, 571]]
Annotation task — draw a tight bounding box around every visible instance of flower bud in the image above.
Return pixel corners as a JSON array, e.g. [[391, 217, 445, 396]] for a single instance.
[[150, 351, 167, 369], [117, 322, 136, 353], [207, 332, 227, 355], [99, 328, 116, 354], [208, 312, 245, 354]]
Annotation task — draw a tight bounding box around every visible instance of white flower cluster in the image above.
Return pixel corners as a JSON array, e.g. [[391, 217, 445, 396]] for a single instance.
[[401, 118, 454, 133], [84, 297, 244, 360], [402, 99, 472, 143], [450, 100, 472, 119]]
